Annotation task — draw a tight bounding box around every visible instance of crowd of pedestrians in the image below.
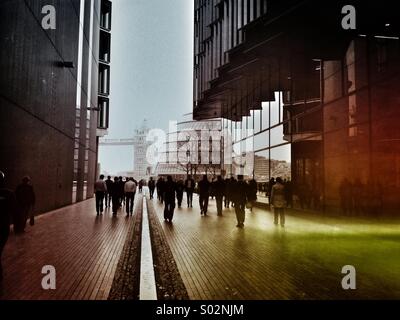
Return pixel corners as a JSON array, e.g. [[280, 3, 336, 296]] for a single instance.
[[94, 175, 146, 217], [153, 174, 262, 228], [1, 168, 384, 283]]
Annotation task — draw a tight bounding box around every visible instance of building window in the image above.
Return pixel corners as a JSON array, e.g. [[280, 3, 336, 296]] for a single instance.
[[98, 97, 109, 129], [99, 30, 111, 63], [100, 0, 112, 30], [99, 64, 110, 96]]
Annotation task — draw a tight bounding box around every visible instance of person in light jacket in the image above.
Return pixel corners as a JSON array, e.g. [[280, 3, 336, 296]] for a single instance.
[[271, 177, 286, 227]]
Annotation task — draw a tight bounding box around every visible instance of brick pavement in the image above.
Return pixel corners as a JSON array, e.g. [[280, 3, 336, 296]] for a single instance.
[[150, 194, 400, 300], [0, 199, 137, 300], [1, 191, 399, 300]]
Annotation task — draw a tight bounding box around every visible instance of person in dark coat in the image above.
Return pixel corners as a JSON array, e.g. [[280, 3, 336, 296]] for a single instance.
[[184, 175, 195, 208], [118, 177, 125, 207], [224, 177, 235, 208], [148, 177, 156, 199], [267, 178, 276, 207], [105, 176, 113, 208], [284, 180, 293, 209], [0, 171, 16, 282], [111, 177, 120, 216], [156, 177, 165, 203], [213, 176, 225, 216], [232, 175, 248, 228], [94, 175, 107, 216], [176, 179, 185, 208], [15, 176, 36, 233], [198, 175, 210, 216], [271, 177, 287, 227], [247, 178, 258, 212], [163, 176, 176, 223]]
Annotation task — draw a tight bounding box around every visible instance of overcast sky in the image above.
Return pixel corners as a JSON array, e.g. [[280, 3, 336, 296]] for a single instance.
[[99, 0, 194, 174]]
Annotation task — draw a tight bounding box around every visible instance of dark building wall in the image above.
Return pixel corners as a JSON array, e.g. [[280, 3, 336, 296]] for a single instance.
[[323, 38, 400, 212], [0, 0, 101, 213]]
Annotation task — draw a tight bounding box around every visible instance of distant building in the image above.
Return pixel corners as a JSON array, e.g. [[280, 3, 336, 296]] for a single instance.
[[155, 114, 224, 180], [0, 0, 112, 213], [254, 155, 270, 183]]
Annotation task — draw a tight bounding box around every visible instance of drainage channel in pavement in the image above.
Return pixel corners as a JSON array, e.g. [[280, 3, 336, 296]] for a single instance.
[[140, 194, 157, 300], [108, 197, 143, 300], [108, 190, 188, 300]]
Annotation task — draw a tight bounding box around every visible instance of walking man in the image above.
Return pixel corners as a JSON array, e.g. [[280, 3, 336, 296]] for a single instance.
[[0, 171, 16, 282], [214, 176, 225, 216], [15, 176, 36, 233], [184, 175, 195, 208], [176, 179, 185, 208], [198, 175, 210, 216], [111, 177, 120, 216], [105, 176, 113, 208], [94, 175, 107, 216], [233, 175, 248, 228], [164, 176, 176, 223], [148, 177, 156, 199], [247, 178, 258, 212], [156, 177, 165, 203], [124, 178, 137, 216], [271, 177, 287, 227]]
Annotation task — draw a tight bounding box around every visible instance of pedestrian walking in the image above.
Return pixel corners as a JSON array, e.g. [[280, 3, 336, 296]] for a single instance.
[[0, 171, 16, 282], [15, 176, 36, 233], [198, 175, 210, 216], [148, 177, 156, 199], [176, 179, 184, 208], [163, 176, 176, 223], [111, 177, 120, 216], [184, 175, 195, 208], [138, 180, 143, 193], [156, 177, 165, 203], [267, 178, 276, 207], [271, 177, 287, 227], [213, 176, 225, 216], [232, 175, 247, 228], [285, 180, 293, 209], [118, 177, 125, 207], [94, 175, 107, 216], [105, 176, 113, 208], [247, 178, 258, 212], [225, 177, 235, 208], [124, 178, 137, 216]]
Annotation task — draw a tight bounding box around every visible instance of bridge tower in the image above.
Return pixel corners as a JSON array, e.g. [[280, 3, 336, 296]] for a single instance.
[[133, 120, 152, 180]]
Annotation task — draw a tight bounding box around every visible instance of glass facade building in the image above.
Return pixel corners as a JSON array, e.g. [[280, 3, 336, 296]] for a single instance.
[[193, 0, 400, 213]]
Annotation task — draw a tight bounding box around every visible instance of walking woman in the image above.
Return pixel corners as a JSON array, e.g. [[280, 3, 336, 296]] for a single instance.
[[271, 177, 287, 227]]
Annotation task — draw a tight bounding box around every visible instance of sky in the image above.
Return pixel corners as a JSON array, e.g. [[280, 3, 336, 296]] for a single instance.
[[99, 0, 194, 174]]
